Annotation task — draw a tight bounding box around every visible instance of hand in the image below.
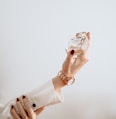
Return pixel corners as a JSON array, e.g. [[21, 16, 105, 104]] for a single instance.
[[62, 32, 91, 78], [10, 96, 45, 119]]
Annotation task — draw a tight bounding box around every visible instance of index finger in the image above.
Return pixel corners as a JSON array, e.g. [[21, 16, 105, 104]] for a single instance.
[[22, 96, 34, 118], [87, 32, 91, 40], [10, 106, 20, 119]]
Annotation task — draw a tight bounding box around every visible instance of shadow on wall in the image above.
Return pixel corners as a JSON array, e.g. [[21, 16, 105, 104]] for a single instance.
[[41, 93, 116, 119], [65, 94, 116, 119]]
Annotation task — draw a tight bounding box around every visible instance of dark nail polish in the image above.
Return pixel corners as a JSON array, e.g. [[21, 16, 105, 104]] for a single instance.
[[70, 50, 74, 55], [22, 95, 26, 99], [16, 98, 19, 101], [11, 105, 14, 109], [32, 103, 36, 107]]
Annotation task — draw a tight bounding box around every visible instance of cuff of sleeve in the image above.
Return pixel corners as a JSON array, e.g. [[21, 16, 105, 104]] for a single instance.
[[26, 80, 64, 111], [0, 80, 64, 119]]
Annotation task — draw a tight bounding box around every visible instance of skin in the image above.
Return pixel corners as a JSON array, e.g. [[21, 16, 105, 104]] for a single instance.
[[10, 32, 91, 119], [10, 96, 45, 119], [53, 32, 91, 92]]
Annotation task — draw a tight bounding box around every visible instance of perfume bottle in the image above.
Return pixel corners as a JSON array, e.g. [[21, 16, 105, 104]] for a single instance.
[[68, 32, 89, 54]]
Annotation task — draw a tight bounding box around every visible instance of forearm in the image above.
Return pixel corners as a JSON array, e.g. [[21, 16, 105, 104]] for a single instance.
[[52, 76, 66, 93], [1, 80, 64, 119], [52, 71, 74, 93]]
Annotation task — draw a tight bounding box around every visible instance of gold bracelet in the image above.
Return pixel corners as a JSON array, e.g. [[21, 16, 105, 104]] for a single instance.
[[58, 71, 75, 86]]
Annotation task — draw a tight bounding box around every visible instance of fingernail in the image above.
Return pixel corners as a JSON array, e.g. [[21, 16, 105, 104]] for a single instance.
[[22, 95, 26, 99], [16, 98, 19, 101], [70, 50, 74, 55], [11, 105, 14, 109], [32, 103, 36, 107]]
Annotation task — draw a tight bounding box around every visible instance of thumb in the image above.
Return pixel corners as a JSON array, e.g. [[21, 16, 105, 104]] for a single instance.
[[34, 106, 45, 115]]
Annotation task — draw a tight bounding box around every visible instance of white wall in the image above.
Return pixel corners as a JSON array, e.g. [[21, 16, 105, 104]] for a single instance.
[[0, 0, 116, 118]]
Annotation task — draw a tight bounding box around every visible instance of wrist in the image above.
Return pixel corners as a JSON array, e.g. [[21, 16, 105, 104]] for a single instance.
[[52, 70, 75, 93], [57, 70, 75, 86]]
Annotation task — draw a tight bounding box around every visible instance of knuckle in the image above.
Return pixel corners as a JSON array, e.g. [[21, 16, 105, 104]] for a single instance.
[[82, 57, 88, 63], [22, 115, 27, 119]]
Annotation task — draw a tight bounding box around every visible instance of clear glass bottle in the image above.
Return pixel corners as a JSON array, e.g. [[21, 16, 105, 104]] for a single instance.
[[68, 32, 89, 55]]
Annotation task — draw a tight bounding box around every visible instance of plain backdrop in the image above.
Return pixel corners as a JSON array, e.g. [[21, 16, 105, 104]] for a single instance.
[[0, 0, 116, 119]]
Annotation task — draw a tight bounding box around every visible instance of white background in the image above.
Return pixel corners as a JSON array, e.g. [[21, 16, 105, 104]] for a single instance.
[[0, 0, 116, 119]]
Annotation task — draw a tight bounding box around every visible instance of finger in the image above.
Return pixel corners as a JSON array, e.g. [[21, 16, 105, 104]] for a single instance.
[[10, 105, 20, 119], [74, 49, 84, 55], [87, 32, 91, 40], [65, 49, 84, 75], [85, 32, 91, 57], [74, 51, 88, 65], [73, 56, 88, 74], [22, 96, 34, 119], [34, 106, 45, 115], [65, 49, 74, 57], [16, 98, 27, 119], [73, 60, 88, 74], [63, 49, 75, 74]]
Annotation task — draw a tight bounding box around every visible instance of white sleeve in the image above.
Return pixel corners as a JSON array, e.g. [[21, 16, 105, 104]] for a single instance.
[[0, 80, 64, 119]]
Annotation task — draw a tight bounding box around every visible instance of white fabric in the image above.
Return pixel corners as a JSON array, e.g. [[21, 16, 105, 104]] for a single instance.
[[0, 80, 64, 119]]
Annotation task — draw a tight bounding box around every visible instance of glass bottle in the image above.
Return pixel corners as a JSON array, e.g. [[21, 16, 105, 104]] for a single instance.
[[68, 32, 89, 55]]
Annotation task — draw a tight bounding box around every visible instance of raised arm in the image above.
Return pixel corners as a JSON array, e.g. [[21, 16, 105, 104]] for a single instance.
[[0, 32, 91, 119], [53, 32, 91, 92]]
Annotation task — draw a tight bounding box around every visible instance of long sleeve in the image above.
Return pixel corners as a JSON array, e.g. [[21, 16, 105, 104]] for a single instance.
[[0, 80, 64, 119]]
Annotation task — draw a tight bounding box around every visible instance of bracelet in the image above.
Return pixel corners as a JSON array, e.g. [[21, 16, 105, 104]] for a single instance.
[[58, 70, 75, 86]]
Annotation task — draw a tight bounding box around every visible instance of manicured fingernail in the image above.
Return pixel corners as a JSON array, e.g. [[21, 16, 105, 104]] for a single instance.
[[32, 103, 36, 107], [70, 50, 74, 55], [11, 105, 14, 109], [22, 95, 26, 99], [16, 98, 19, 101]]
